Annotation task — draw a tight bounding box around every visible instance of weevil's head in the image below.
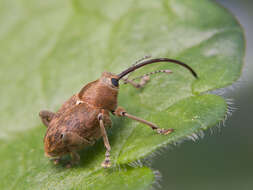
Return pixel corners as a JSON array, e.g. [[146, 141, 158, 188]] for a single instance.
[[80, 58, 198, 112], [77, 71, 120, 111], [100, 71, 120, 89]]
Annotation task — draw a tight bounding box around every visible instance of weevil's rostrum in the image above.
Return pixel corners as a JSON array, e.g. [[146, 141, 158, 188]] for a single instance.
[[39, 57, 198, 168]]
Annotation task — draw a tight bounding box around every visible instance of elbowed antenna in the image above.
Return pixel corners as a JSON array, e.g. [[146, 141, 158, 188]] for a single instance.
[[117, 58, 198, 80]]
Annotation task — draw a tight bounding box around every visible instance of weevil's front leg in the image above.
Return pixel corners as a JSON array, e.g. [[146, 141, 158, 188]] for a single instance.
[[39, 110, 55, 127], [98, 112, 111, 168], [114, 107, 174, 135], [123, 76, 150, 89]]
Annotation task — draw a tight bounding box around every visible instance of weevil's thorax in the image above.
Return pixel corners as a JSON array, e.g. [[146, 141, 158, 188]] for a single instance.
[[79, 72, 119, 111]]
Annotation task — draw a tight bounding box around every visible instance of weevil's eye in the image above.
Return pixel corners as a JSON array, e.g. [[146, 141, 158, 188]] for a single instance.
[[111, 78, 119, 87]]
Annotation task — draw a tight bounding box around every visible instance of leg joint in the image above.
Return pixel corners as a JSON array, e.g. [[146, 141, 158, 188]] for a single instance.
[[114, 107, 127, 117], [98, 113, 103, 120]]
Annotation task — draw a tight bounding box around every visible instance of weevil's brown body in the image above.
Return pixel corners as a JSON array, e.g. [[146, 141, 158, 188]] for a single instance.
[[40, 57, 198, 168], [43, 72, 118, 159], [44, 96, 111, 157]]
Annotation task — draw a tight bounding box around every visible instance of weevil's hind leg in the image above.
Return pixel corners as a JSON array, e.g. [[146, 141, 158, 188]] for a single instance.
[[61, 132, 93, 168], [66, 151, 80, 168], [114, 107, 174, 135], [123, 76, 150, 89], [98, 112, 111, 168], [53, 158, 61, 165], [50, 157, 61, 165], [39, 110, 55, 127]]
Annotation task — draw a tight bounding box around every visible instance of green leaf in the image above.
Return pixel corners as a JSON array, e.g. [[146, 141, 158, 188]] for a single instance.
[[0, 0, 244, 189], [0, 129, 154, 189]]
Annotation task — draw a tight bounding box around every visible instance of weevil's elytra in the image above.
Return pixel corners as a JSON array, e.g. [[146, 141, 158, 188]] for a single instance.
[[39, 57, 198, 168]]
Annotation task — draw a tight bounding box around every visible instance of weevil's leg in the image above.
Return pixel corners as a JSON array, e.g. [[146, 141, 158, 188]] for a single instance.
[[49, 156, 61, 165], [98, 112, 111, 168], [122, 76, 150, 89], [53, 158, 61, 165], [66, 151, 80, 168], [123, 69, 172, 89], [39, 110, 55, 127], [49, 157, 61, 165], [62, 132, 93, 168], [71, 151, 80, 162], [114, 107, 174, 135]]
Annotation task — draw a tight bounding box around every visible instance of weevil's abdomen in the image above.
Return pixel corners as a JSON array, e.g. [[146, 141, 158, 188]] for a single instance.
[[44, 102, 112, 158]]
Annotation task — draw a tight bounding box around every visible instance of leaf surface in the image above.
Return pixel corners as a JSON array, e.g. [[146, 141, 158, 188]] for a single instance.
[[0, 0, 244, 189]]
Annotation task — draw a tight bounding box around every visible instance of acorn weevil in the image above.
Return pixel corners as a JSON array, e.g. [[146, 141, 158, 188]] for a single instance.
[[39, 57, 198, 168]]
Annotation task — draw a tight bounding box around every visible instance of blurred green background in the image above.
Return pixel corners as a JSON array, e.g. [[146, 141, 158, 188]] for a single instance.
[[152, 0, 253, 189]]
